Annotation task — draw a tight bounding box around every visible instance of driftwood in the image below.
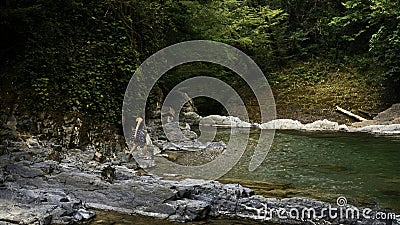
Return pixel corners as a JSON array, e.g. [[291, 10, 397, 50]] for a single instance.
[[336, 106, 368, 121]]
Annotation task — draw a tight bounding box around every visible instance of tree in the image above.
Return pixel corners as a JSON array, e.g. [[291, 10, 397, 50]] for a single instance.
[[330, 0, 400, 101]]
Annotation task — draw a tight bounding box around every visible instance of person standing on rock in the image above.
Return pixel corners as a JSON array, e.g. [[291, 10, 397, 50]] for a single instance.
[[130, 116, 150, 159]]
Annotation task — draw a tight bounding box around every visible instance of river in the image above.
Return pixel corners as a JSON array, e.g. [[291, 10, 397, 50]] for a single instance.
[[91, 129, 400, 224], [220, 130, 400, 213]]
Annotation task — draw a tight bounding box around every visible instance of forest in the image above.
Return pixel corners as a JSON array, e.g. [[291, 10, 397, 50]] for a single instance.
[[1, 0, 399, 125]]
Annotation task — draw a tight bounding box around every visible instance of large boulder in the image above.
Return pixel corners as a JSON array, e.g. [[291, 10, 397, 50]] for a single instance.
[[373, 103, 400, 124], [259, 119, 305, 130], [201, 115, 251, 128], [303, 119, 347, 131], [162, 122, 190, 142]]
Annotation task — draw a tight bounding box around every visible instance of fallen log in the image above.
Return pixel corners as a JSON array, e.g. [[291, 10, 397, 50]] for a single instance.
[[336, 106, 368, 121]]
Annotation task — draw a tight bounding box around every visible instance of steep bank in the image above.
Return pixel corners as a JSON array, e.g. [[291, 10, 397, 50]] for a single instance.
[[238, 60, 388, 124]]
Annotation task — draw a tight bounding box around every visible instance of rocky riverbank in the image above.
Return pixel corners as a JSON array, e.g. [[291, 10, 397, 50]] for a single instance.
[[0, 137, 399, 225], [1, 101, 399, 224], [199, 103, 400, 135]]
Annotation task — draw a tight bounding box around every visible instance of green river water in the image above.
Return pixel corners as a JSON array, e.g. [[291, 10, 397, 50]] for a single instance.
[[221, 130, 400, 212], [91, 130, 400, 224]]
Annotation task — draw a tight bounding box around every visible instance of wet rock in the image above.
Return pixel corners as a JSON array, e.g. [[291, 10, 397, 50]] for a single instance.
[[169, 142, 226, 166], [162, 140, 226, 152], [162, 122, 190, 142]]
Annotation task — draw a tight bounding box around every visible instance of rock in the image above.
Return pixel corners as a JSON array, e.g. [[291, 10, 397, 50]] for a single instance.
[[0, 168, 5, 189], [133, 155, 156, 169], [6, 163, 44, 178], [303, 119, 339, 131], [101, 165, 116, 183], [259, 119, 305, 130], [167, 199, 210, 222], [0, 202, 57, 225], [169, 141, 226, 166], [259, 119, 351, 132], [182, 129, 198, 140], [1, 115, 398, 225], [179, 122, 191, 130], [349, 124, 400, 135], [162, 122, 189, 142], [46, 148, 63, 163], [338, 124, 350, 131], [181, 112, 202, 125], [349, 103, 400, 135], [152, 145, 162, 155], [161, 106, 176, 123], [352, 103, 400, 128], [75, 208, 95, 220], [162, 140, 225, 152], [201, 115, 251, 128], [0, 142, 396, 225], [27, 137, 41, 148], [93, 151, 106, 163], [373, 103, 400, 123]]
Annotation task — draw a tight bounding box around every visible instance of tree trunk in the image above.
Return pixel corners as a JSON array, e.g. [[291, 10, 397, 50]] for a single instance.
[[336, 106, 368, 121]]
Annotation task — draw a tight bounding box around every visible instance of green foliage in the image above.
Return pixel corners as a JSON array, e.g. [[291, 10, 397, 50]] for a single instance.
[[1, 0, 399, 123], [1, 0, 174, 124], [166, 0, 289, 70], [329, 0, 400, 100]]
